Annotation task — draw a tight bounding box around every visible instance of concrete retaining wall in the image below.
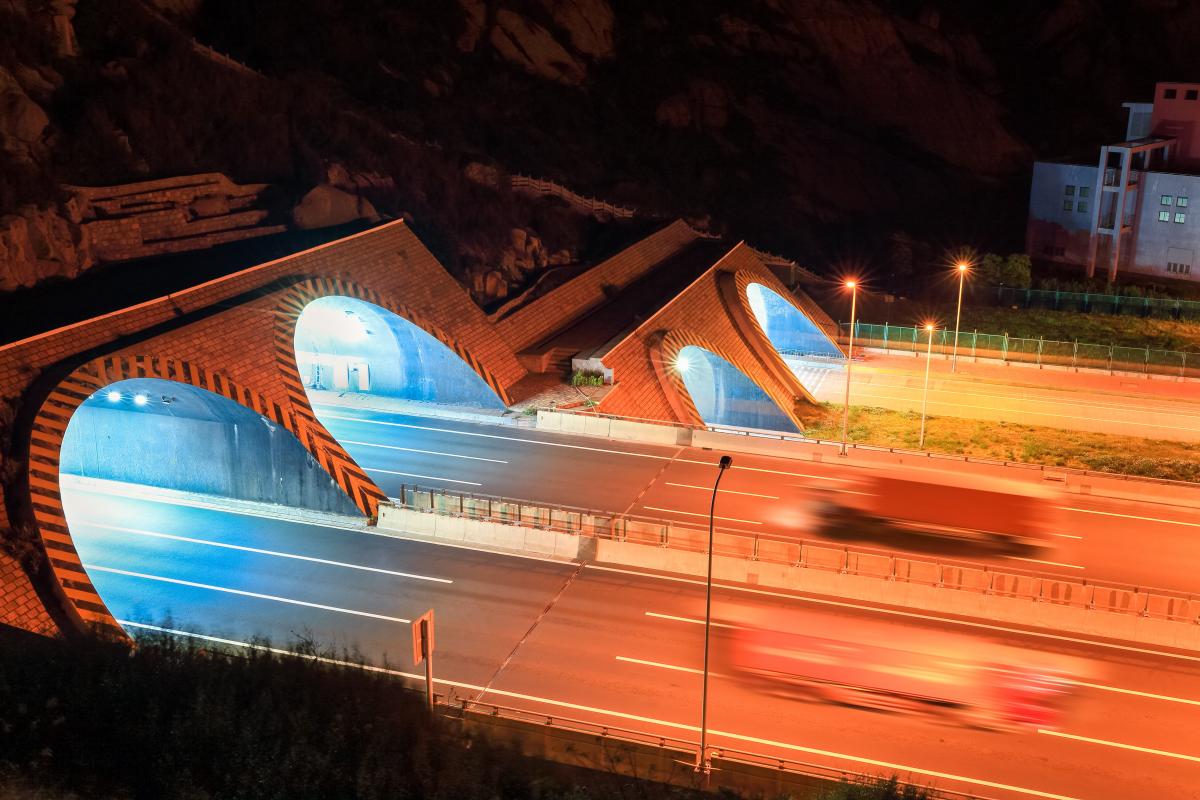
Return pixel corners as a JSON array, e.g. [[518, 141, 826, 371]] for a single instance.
[[376, 504, 580, 560], [593, 539, 1200, 651], [536, 410, 690, 447]]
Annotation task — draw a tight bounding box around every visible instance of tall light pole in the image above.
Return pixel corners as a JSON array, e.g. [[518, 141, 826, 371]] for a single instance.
[[951, 262, 970, 372], [696, 453, 732, 778], [919, 323, 935, 449], [838, 280, 859, 456]]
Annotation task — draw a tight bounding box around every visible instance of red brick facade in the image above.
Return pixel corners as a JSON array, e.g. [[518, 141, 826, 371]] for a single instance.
[[0, 220, 835, 639]]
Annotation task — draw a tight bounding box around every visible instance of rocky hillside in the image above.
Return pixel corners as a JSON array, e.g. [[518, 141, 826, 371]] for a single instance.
[[2, 0, 1199, 301]]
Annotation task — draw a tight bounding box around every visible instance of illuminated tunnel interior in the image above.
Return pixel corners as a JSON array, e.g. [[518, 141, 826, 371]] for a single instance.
[[294, 296, 506, 411], [59, 378, 360, 516], [675, 345, 798, 433], [746, 283, 843, 397]]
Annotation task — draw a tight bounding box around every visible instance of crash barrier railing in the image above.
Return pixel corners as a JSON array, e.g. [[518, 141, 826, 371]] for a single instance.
[[994, 286, 1200, 321], [839, 322, 1200, 379], [450, 698, 995, 800], [393, 483, 1200, 624], [539, 406, 1200, 492]]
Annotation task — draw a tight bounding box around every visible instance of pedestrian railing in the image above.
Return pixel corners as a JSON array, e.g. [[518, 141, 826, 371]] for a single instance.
[[392, 483, 1200, 625], [840, 322, 1200, 379], [994, 286, 1200, 321]]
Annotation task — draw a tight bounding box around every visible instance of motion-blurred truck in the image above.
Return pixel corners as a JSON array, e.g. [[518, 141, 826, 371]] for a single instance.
[[814, 468, 1063, 549]]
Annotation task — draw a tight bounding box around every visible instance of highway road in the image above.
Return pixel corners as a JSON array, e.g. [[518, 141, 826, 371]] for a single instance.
[[310, 399, 1200, 595], [793, 353, 1200, 442], [61, 481, 1200, 800]]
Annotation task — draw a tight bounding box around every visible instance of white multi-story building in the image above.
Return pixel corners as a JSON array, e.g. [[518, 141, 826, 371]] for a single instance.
[[1026, 81, 1200, 283]]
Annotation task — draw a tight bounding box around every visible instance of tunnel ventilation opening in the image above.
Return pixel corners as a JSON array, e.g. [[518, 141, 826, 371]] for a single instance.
[[746, 283, 844, 398], [674, 345, 798, 433], [294, 296, 507, 416]]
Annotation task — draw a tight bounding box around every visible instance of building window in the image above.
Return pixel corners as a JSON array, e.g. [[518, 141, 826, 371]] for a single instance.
[[1064, 185, 1075, 196], [1179, 197, 1189, 207], [1159, 210, 1171, 222], [1188, 89, 1199, 101], [1063, 199, 1074, 211], [1167, 262, 1193, 275], [1165, 88, 1178, 99], [1079, 186, 1090, 198], [1077, 201, 1088, 213], [1162, 195, 1174, 205], [1176, 212, 1187, 223]]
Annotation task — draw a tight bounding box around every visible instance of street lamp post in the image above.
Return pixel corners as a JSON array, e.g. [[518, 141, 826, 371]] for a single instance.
[[951, 262, 969, 372], [919, 323, 935, 449], [696, 453, 733, 778], [838, 281, 859, 456]]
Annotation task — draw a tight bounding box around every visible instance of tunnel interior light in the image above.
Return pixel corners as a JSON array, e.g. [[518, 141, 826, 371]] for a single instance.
[[674, 354, 692, 373], [133, 393, 149, 407], [105, 390, 122, 403]]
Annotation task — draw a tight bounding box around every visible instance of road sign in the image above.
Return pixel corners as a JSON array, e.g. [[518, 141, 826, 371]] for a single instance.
[[412, 609, 435, 665]]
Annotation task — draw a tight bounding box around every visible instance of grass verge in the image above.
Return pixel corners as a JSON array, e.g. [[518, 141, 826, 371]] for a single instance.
[[801, 403, 1200, 482], [0, 628, 932, 800], [953, 307, 1200, 351]]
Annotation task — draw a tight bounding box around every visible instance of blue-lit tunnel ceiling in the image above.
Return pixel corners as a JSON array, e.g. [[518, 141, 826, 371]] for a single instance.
[[59, 378, 364, 630], [674, 345, 798, 433], [294, 296, 506, 411], [746, 283, 843, 397]]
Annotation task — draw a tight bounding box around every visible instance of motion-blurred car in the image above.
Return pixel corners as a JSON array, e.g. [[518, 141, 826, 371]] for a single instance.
[[717, 611, 1088, 730]]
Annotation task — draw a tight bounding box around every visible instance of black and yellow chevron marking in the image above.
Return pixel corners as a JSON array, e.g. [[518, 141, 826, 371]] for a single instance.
[[25, 354, 386, 638], [272, 278, 513, 411]]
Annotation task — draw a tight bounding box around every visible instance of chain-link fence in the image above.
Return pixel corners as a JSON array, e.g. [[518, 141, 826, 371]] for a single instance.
[[995, 287, 1200, 320], [841, 322, 1200, 378]]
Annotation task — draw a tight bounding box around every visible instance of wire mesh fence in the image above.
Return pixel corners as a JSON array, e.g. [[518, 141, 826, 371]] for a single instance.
[[840, 322, 1200, 378], [994, 287, 1200, 320]]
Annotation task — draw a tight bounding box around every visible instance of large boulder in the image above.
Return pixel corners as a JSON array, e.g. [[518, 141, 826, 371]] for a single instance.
[[490, 9, 587, 85], [541, 0, 615, 59], [0, 68, 50, 163], [0, 205, 94, 292], [292, 185, 380, 230]]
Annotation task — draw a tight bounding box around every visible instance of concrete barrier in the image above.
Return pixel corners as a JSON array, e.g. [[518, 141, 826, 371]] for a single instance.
[[591, 537, 1200, 651], [536, 410, 691, 447], [376, 504, 580, 560]]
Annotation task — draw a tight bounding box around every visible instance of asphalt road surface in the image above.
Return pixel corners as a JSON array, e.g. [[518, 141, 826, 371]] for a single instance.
[[796, 353, 1200, 442], [311, 400, 1200, 595], [62, 482, 1200, 800]]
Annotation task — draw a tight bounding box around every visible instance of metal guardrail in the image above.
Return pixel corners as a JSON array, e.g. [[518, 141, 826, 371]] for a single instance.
[[994, 286, 1200, 321], [451, 699, 995, 800], [393, 483, 1200, 624], [842, 321, 1200, 379]]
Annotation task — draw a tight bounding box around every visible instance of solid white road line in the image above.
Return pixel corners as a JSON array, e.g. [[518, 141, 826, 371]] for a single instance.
[[318, 411, 671, 460], [641, 505, 763, 525], [645, 612, 738, 629], [1061, 506, 1200, 528], [123, 621, 1081, 800], [615, 655, 709, 675], [83, 523, 453, 583], [580, 564, 1200, 664], [340, 439, 508, 463], [1071, 681, 1200, 707], [664, 482, 779, 499], [87, 565, 411, 623], [1005, 556, 1086, 570], [364, 467, 482, 486], [1038, 730, 1200, 763]]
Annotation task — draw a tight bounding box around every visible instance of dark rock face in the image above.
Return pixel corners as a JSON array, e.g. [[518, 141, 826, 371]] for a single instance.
[[2, 0, 1200, 299]]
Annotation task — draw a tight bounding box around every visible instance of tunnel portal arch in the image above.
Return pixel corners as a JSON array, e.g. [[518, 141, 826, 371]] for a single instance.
[[24, 356, 382, 634], [672, 345, 800, 433]]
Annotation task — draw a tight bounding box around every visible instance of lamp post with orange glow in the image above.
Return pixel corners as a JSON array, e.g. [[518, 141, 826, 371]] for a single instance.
[[696, 453, 732, 779], [951, 261, 970, 372], [919, 323, 936, 449], [838, 280, 859, 456]]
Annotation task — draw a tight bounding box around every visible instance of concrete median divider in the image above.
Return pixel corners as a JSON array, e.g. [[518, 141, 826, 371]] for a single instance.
[[377, 504, 580, 560]]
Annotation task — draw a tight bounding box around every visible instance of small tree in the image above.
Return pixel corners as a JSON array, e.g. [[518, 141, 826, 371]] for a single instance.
[[978, 252, 1032, 289]]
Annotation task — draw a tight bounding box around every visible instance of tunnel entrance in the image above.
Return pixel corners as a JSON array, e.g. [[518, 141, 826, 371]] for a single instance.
[[294, 296, 506, 414], [746, 283, 844, 399], [674, 345, 798, 433]]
